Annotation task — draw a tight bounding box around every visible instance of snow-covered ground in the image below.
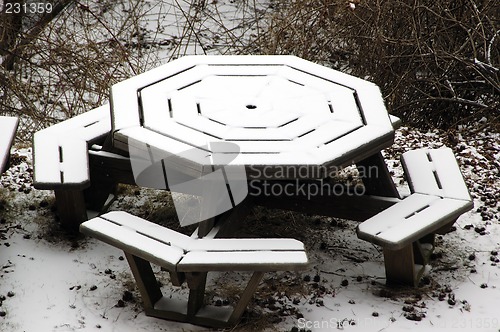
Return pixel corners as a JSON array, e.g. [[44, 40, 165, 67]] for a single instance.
[[1, 1, 499, 331], [1, 123, 498, 332]]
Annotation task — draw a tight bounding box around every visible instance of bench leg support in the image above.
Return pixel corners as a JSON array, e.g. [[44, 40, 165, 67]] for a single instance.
[[186, 272, 208, 319], [84, 179, 117, 213], [54, 189, 87, 231], [228, 271, 264, 325], [383, 245, 416, 286], [125, 253, 163, 310], [357, 152, 400, 198]]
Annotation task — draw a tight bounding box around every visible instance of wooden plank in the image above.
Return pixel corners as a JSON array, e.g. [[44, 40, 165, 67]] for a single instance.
[[277, 66, 363, 125], [295, 121, 362, 147], [59, 139, 90, 184], [147, 297, 189, 323], [375, 198, 471, 249], [357, 194, 473, 250], [225, 113, 332, 140], [207, 107, 299, 128], [191, 305, 233, 328], [80, 217, 185, 268], [99, 211, 192, 248], [402, 148, 471, 201], [229, 150, 322, 168], [430, 148, 471, 200], [177, 250, 308, 272], [218, 140, 297, 154], [354, 84, 394, 129], [0, 116, 18, 173], [111, 56, 201, 131], [357, 194, 438, 239], [174, 116, 229, 139], [402, 149, 442, 196], [187, 238, 305, 252], [36, 131, 109, 190], [33, 105, 111, 189], [183, 75, 277, 101], [312, 126, 394, 166], [139, 65, 211, 125], [39, 105, 110, 136], [33, 134, 63, 187], [144, 120, 218, 149], [114, 127, 208, 177], [199, 65, 282, 77]]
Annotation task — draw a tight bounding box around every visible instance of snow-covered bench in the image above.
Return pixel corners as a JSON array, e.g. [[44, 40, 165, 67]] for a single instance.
[[80, 211, 308, 328], [0, 116, 19, 174], [33, 105, 133, 230], [357, 148, 473, 286]]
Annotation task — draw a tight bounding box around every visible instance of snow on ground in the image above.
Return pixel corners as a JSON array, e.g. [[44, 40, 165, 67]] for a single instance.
[[1, 1, 499, 331], [0, 124, 498, 332]]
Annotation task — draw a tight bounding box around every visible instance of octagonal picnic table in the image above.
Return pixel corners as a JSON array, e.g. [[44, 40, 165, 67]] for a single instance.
[[111, 55, 399, 181], [33, 55, 473, 326], [107, 55, 402, 234]]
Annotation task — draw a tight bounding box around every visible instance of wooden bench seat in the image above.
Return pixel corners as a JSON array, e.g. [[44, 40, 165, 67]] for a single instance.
[[32, 105, 136, 230], [33, 105, 111, 190], [357, 193, 472, 250], [357, 148, 473, 286], [0, 116, 19, 174], [80, 211, 308, 328]]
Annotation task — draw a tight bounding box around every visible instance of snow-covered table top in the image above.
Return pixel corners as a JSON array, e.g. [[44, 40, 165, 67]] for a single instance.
[[110, 55, 396, 179]]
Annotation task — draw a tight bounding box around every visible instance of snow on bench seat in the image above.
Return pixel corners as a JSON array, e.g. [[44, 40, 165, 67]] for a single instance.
[[33, 104, 111, 189], [357, 193, 472, 250], [0, 116, 18, 174], [80, 211, 308, 272], [357, 147, 472, 250], [401, 147, 471, 201], [80, 210, 308, 328], [80, 216, 185, 270], [356, 147, 473, 286], [178, 250, 308, 272]]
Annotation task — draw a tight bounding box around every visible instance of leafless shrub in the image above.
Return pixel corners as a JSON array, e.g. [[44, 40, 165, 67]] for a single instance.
[[1, 0, 148, 139], [1, 0, 269, 140], [255, 0, 499, 129]]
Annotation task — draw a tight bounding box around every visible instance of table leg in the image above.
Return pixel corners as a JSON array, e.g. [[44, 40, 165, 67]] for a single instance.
[[356, 152, 400, 198], [186, 272, 208, 319], [195, 195, 254, 239], [54, 189, 87, 231], [383, 246, 417, 286], [228, 271, 264, 325], [124, 253, 163, 310], [197, 218, 215, 238]]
